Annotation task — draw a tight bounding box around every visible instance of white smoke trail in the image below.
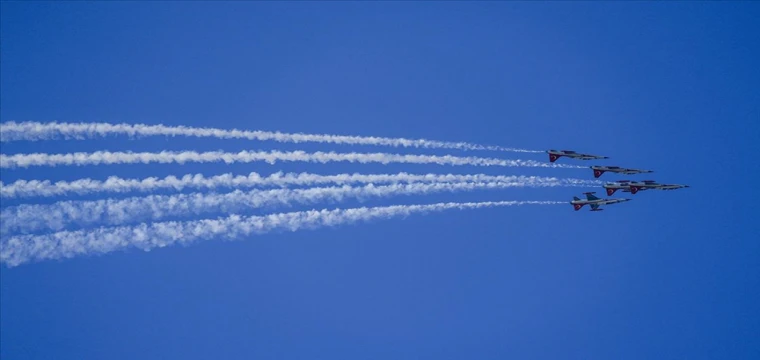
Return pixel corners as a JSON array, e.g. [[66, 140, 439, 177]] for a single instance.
[[1, 180, 574, 234], [0, 172, 600, 198], [0, 149, 582, 169], [0, 200, 563, 267], [0, 121, 541, 153]]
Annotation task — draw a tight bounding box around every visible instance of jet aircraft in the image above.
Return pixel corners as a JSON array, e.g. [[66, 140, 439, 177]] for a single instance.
[[627, 180, 690, 194], [603, 180, 634, 196], [547, 149, 608, 163], [591, 165, 654, 178], [571, 192, 631, 211]]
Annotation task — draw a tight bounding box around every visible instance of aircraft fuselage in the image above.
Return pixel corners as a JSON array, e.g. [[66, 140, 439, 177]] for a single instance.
[[571, 195, 631, 211], [628, 181, 689, 194], [591, 166, 654, 178], [547, 149, 608, 163]]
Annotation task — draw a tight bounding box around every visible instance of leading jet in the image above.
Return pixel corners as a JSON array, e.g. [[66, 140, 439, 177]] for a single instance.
[[591, 165, 654, 178], [571, 192, 631, 211], [547, 149, 608, 163], [628, 180, 690, 194]]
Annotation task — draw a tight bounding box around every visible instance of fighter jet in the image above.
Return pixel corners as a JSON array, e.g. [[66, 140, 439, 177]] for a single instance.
[[591, 165, 654, 178], [627, 180, 690, 194], [603, 180, 634, 196], [547, 149, 608, 163], [571, 192, 631, 211]]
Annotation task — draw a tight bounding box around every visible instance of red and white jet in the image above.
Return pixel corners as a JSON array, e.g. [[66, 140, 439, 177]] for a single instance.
[[571, 192, 631, 211], [604, 180, 690, 195], [591, 165, 654, 178], [627, 180, 690, 195], [547, 149, 608, 163]]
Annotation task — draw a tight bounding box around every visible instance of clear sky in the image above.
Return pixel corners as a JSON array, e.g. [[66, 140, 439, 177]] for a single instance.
[[1, 2, 759, 359]]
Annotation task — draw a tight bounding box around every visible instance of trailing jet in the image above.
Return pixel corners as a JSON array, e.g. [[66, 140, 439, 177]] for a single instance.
[[547, 149, 608, 163], [628, 180, 690, 194], [591, 165, 654, 178], [571, 192, 631, 211]]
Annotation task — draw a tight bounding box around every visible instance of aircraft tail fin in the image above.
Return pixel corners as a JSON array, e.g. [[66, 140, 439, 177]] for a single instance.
[[606, 188, 617, 196], [584, 192, 600, 201], [549, 154, 561, 162], [572, 196, 584, 211], [593, 169, 605, 178], [630, 186, 641, 194]]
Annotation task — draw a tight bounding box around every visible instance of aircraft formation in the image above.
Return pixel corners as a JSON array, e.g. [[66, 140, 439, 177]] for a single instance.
[[546, 149, 689, 212]]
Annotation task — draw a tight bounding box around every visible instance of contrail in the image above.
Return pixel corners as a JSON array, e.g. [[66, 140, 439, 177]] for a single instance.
[[0, 121, 541, 153], [1, 180, 574, 234], [1, 200, 563, 267], [0, 149, 583, 169], [0, 172, 600, 198]]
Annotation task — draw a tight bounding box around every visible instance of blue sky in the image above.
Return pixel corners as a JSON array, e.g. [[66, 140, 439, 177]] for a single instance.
[[1, 2, 759, 359]]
